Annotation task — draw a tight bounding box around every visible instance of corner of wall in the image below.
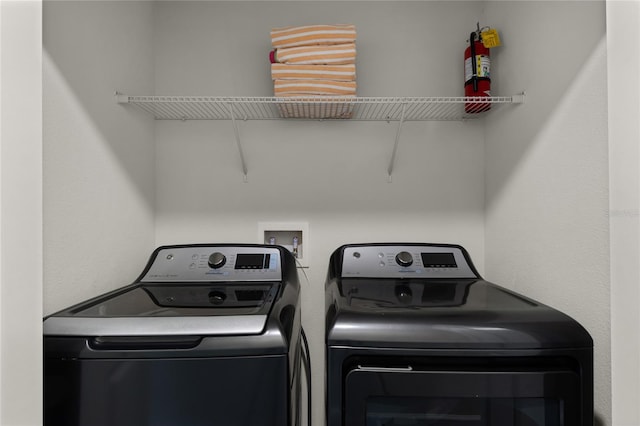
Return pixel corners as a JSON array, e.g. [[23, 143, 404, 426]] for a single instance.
[[1, 1, 43, 423]]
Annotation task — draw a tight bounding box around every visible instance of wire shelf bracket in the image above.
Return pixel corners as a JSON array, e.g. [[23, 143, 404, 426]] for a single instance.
[[387, 103, 406, 183], [226, 102, 248, 182]]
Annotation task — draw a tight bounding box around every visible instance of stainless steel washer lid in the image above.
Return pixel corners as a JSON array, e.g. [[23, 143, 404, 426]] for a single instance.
[[44, 283, 280, 337], [43, 245, 297, 338]]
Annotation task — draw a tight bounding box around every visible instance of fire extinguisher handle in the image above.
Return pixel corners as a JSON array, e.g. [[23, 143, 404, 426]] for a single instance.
[[470, 32, 478, 92]]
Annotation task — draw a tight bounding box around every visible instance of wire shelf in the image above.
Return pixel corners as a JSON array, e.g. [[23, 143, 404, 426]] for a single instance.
[[116, 93, 524, 181], [117, 95, 524, 121]]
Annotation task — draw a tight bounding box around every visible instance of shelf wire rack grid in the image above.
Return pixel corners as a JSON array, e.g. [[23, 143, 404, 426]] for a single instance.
[[117, 95, 524, 122]]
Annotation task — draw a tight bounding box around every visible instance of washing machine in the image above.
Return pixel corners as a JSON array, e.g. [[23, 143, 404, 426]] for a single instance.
[[44, 244, 301, 426], [325, 243, 593, 426]]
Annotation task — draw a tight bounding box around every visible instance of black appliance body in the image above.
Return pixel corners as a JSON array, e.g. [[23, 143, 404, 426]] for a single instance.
[[44, 244, 301, 426], [325, 243, 593, 426]]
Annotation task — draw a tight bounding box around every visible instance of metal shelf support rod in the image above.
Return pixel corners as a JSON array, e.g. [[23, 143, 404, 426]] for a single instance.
[[387, 103, 406, 182], [227, 102, 248, 182]]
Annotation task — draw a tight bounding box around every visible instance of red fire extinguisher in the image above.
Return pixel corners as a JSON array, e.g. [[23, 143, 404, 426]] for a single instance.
[[464, 26, 491, 113]]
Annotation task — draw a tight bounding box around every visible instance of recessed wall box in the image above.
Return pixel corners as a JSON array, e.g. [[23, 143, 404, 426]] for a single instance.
[[258, 222, 309, 267]]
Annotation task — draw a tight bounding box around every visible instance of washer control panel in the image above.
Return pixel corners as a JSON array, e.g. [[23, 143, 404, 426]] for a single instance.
[[341, 245, 477, 279], [141, 246, 282, 282]]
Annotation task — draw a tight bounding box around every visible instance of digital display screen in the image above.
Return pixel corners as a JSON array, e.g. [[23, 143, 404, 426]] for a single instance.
[[235, 253, 268, 269], [421, 252, 457, 268]]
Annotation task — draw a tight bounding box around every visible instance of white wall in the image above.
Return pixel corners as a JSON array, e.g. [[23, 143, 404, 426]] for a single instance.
[[607, 1, 640, 425], [43, 1, 156, 315], [483, 1, 610, 424], [1, 1, 43, 424], [152, 3, 485, 425]]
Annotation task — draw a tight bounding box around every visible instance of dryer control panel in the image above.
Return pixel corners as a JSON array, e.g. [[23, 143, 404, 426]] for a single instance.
[[141, 246, 282, 282], [341, 244, 478, 279]]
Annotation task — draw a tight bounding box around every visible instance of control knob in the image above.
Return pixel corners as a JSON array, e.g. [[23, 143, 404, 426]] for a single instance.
[[208, 252, 226, 269], [395, 251, 414, 267]]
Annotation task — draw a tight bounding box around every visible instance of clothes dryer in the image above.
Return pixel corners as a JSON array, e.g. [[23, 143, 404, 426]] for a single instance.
[[326, 243, 593, 426]]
